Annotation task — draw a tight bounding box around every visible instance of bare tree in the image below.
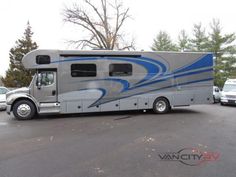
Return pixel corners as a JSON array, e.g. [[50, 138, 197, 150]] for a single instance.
[[63, 0, 135, 50]]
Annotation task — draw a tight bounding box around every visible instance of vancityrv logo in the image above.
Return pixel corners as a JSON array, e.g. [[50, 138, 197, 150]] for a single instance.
[[158, 148, 220, 166]]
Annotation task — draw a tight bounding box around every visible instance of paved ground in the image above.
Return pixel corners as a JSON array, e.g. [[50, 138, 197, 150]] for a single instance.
[[0, 104, 235, 177]]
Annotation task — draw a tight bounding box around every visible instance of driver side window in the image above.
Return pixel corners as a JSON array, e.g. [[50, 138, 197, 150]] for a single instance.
[[37, 71, 54, 86]]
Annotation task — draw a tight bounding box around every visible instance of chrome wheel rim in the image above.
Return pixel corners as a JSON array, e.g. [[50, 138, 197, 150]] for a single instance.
[[17, 104, 31, 118], [156, 100, 166, 112]]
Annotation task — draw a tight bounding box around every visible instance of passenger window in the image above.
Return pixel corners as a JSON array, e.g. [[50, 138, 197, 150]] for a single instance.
[[38, 71, 54, 86], [109, 64, 132, 76], [71, 64, 97, 77]]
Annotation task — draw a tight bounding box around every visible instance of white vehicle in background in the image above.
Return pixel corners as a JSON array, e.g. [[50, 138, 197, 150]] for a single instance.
[[0, 87, 9, 111], [220, 79, 236, 106], [213, 86, 221, 103]]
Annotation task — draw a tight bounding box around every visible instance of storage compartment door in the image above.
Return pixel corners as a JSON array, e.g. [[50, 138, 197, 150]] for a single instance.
[[67, 101, 83, 113], [120, 98, 138, 111]]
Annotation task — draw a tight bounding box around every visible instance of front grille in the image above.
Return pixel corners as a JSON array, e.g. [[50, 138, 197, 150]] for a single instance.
[[226, 95, 236, 99], [0, 101, 6, 103], [228, 100, 236, 104]]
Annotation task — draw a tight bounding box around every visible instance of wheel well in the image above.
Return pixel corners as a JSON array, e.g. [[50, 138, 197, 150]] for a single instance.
[[154, 96, 170, 106], [11, 98, 37, 113]]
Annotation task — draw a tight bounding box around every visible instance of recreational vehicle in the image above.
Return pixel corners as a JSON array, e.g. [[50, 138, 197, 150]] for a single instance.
[[6, 50, 213, 120]]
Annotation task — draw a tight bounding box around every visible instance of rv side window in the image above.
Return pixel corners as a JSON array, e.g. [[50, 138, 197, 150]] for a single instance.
[[71, 64, 97, 77], [36, 55, 51, 64], [109, 64, 132, 76]]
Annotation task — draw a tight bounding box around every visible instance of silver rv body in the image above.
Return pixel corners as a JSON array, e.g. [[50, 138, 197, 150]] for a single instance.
[[6, 50, 213, 119]]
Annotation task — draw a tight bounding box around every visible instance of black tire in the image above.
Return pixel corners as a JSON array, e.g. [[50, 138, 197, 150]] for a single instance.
[[220, 102, 225, 106], [153, 97, 171, 114], [12, 100, 36, 120]]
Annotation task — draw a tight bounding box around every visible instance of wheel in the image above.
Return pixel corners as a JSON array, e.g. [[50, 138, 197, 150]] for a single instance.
[[220, 102, 225, 106], [153, 97, 170, 114], [12, 100, 36, 120]]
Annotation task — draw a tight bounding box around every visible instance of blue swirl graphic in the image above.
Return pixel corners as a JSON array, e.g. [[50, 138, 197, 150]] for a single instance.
[[52, 54, 213, 107]]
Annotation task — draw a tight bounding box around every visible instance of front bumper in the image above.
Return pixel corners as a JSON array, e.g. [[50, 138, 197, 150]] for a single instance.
[[0, 102, 7, 110], [221, 98, 236, 105]]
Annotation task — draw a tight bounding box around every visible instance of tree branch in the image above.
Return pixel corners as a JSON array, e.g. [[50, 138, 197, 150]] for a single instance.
[[63, 0, 134, 50]]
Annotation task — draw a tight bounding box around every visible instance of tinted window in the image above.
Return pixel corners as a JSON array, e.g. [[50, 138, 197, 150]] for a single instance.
[[109, 64, 132, 76], [36, 55, 51, 64], [0, 88, 8, 94], [71, 64, 97, 77]]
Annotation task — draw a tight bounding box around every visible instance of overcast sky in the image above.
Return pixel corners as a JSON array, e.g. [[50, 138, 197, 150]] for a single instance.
[[1, 0, 236, 76]]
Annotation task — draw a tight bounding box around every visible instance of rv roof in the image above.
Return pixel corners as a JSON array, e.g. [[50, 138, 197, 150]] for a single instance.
[[22, 49, 212, 70], [57, 49, 210, 55], [24, 49, 211, 57]]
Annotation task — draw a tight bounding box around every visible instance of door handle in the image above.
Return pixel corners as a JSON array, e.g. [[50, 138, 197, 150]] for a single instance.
[[52, 90, 56, 96]]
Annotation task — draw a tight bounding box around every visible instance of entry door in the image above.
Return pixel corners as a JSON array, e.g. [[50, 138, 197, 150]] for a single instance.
[[34, 70, 57, 103]]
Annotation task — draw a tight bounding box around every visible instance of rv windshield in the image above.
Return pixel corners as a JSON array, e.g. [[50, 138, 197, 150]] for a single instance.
[[223, 84, 236, 92], [29, 74, 36, 88]]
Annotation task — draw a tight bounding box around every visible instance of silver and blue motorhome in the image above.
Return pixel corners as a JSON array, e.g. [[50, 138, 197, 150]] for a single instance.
[[6, 50, 213, 120]]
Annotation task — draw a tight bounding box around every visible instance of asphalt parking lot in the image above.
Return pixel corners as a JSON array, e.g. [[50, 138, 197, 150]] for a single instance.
[[0, 104, 236, 177]]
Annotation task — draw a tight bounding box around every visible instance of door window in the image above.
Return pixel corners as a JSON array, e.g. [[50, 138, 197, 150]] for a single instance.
[[37, 71, 54, 86]]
